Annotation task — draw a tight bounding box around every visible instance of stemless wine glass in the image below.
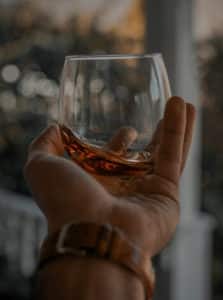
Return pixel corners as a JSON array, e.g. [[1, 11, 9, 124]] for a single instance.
[[59, 54, 171, 176]]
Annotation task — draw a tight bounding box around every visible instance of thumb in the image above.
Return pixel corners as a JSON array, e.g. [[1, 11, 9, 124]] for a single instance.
[[28, 124, 64, 160], [104, 127, 138, 154]]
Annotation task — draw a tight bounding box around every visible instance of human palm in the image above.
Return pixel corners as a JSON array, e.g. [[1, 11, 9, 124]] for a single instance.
[[25, 97, 195, 258]]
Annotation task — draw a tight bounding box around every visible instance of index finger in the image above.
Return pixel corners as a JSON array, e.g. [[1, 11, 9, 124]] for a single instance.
[[155, 97, 186, 183]]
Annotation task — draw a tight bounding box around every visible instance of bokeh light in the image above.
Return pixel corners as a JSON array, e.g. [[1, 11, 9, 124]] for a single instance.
[[1, 65, 20, 84]]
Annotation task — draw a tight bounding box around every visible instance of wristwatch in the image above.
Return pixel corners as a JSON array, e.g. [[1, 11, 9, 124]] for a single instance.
[[39, 221, 155, 299]]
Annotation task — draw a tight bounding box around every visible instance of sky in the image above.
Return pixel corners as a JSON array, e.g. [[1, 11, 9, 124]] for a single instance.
[[34, 0, 133, 31], [195, 0, 223, 40], [1, 0, 223, 40]]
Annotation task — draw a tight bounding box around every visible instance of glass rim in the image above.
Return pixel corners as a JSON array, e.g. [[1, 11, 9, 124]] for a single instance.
[[65, 53, 162, 61]]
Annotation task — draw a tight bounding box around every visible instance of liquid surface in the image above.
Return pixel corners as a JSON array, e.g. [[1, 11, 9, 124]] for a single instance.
[[61, 125, 153, 176]]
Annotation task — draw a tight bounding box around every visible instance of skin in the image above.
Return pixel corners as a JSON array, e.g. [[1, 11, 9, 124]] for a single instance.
[[24, 97, 196, 300]]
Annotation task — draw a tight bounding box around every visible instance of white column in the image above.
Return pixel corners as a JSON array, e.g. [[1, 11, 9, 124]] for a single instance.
[[146, 0, 200, 215], [146, 1, 214, 300]]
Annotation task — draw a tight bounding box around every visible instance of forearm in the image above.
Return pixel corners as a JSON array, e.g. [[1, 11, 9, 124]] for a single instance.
[[35, 256, 145, 300]]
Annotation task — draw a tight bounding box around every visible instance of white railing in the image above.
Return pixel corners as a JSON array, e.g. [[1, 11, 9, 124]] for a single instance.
[[0, 189, 46, 277]]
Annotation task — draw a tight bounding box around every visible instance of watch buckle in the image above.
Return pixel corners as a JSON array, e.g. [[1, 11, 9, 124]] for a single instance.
[[56, 222, 87, 256]]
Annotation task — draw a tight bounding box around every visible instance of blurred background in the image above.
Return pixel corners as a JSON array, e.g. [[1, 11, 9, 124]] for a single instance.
[[0, 0, 222, 299]]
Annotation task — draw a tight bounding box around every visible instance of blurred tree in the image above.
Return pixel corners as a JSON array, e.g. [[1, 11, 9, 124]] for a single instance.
[[198, 35, 223, 300], [0, 2, 119, 196]]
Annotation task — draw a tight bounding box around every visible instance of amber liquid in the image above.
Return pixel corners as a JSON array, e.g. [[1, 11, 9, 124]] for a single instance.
[[61, 126, 152, 176]]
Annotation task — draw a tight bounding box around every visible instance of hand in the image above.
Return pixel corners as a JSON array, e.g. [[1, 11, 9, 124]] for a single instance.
[[24, 97, 195, 257]]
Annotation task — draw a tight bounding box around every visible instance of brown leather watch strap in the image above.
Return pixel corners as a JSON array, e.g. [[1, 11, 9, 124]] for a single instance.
[[39, 222, 155, 299]]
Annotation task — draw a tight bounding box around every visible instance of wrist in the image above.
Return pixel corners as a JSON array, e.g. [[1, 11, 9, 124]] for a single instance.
[[37, 221, 155, 299], [37, 255, 146, 300]]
